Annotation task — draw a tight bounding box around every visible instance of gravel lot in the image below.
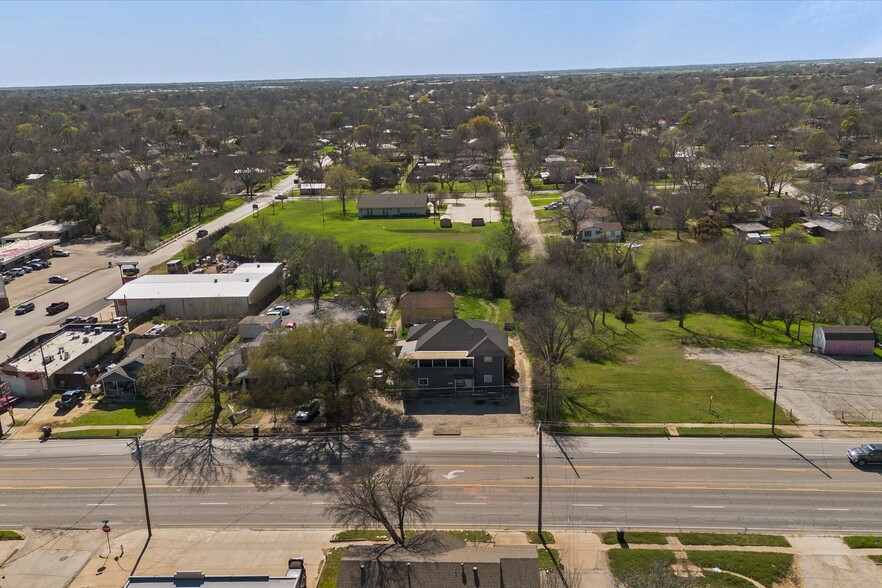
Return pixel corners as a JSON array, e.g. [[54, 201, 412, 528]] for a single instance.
[[444, 196, 499, 224], [687, 347, 882, 427]]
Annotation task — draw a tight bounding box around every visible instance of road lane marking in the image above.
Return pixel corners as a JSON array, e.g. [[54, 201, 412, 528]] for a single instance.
[[693, 505, 725, 509], [199, 502, 228, 506], [817, 508, 850, 511], [455, 502, 487, 506], [312, 502, 329, 505]]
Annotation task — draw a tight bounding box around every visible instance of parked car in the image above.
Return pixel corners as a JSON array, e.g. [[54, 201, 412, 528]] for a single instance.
[[0, 330, 6, 341], [847, 443, 882, 467], [31, 259, 50, 268], [0, 394, 23, 413], [820, 211, 834, 217], [19, 266, 32, 273], [266, 305, 291, 316], [59, 316, 83, 327], [55, 389, 86, 410], [48, 275, 69, 284], [8, 268, 25, 277], [373, 368, 385, 379], [295, 399, 321, 423], [46, 301, 70, 315], [52, 249, 71, 257], [196, 229, 209, 238], [79, 316, 98, 324], [14, 302, 35, 315]]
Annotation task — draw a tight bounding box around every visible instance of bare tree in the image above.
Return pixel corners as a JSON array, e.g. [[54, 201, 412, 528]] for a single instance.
[[747, 145, 794, 196], [553, 199, 595, 245], [302, 236, 347, 313], [645, 246, 707, 329], [325, 460, 439, 546], [325, 165, 360, 217]]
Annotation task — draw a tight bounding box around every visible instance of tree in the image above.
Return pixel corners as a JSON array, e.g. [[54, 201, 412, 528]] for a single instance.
[[341, 246, 388, 325], [803, 130, 839, 161], [711, 173, 763, 216], [234, 166, 266, 200], [553, 199, 595, 245], [325, 165, 360, 217], [301, 236, 347, 313], [245, 319, 397, 429], [325, 461, 438, 546], [747, 145, 793, 196], [489, 219, 528, 272], [645, 246, 707, 329], [514, 140, 543, 192], [665, 189, 701, 241]]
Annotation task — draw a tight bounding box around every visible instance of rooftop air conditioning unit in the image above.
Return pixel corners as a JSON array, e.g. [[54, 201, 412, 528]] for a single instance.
[[82, 336, 89, 343]]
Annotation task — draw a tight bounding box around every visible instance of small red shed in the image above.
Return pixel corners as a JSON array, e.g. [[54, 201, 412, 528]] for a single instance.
[[813, 325, 876, 356]]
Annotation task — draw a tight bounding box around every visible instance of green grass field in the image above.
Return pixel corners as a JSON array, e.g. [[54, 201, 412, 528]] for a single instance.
[[601, 531, 667, 545], [686, 551, 794, 587], [318, 547, 347, 588], [607, 549, 677, 582], [250, 199, 502, 258], [537, 547, 561, 571], [526, 531, 556, 544], [843, 536, 882, 549], [454, 296, 513, 326], [331, 530, 389, 542], [677, 427, 797, 438], [67, 400, 161, 427], [558, 313, 796, 424], [676, 533, 790, 547], [54, 428, 146, 439]]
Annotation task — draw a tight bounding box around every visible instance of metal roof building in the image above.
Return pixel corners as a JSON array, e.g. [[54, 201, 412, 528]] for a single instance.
[[107, 263, 283, 320]]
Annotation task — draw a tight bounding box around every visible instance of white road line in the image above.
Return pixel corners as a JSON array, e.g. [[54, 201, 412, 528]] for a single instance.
[[573, 504, 603, 507], [817, 508, 850, 511], [98, 453, 119, 456], [312, 502, 329, 505], [87, 503, 115, 506], [692, 505, 725, 509], [199, 502, 228, 506], [455, 502, 487, 506]]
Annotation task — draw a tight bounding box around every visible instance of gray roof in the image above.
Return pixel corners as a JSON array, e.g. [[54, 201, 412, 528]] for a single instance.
[[337, 532, 538, 588], [403, 319, 508, 357], [732, 222, 770, 233], [357, 193, 428, 210], [803, 217, 851, 232], [818, 325, 876, 341]]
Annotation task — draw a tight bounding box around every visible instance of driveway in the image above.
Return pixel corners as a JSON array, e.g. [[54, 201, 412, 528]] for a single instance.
[[443, 197, 499, 224], [501, 143, 546, 258], [687, 347, 882, 427]]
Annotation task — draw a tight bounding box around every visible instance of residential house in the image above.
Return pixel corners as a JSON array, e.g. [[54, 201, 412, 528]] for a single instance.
[[238, 315, 282, 342], [544, 153, 566, 164], [732, 222, 771, 238], [398, 319, 508, 393], [577, 220, 623, 243], [761, 198, 802, 220], [337, 531, 538, 588], [801, 217, 852, 238], [813, 326, 876, 356], [399, 291, 455, 325], [299, 183, 326, 196], [98, 336, 194, 399], [357, 193, 428, 219]]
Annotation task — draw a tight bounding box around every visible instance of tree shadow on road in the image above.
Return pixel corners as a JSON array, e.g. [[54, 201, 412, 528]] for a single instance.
[[142, 434, 236, 491], [236, 431, 414, 493]]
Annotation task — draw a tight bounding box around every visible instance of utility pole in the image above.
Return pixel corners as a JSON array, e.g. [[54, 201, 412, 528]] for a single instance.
[[537, 422, 544, 538], [771, 354, 781, 436], [131, 435, 153, 538]]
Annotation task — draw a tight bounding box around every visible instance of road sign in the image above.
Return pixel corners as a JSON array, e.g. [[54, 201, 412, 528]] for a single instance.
[[102, 520, 110, 533]]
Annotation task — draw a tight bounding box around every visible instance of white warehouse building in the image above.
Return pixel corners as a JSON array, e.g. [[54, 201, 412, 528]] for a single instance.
[[107, 263, 284, 319]]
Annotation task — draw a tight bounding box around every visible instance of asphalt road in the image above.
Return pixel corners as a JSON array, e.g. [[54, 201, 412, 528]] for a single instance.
[[0, 174, 300, 360], [2, 436, 880, 534]]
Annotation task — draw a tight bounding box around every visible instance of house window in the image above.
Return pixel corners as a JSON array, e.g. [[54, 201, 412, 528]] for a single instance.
[[418, 359, 432, 368], [446, 359, 460, 368], [462, 358, 474, 367], [432, 359, 446, 368], [418, 378, 429, 387], [484, 374, 493, 384], [484, 356, 493, 363]]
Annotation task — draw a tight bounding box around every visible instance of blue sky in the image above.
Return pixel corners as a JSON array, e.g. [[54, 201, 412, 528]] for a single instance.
[[2, 0, 882, 87]]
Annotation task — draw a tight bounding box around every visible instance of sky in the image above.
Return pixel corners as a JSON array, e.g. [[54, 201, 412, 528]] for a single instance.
[[2, 0, 882, 88]]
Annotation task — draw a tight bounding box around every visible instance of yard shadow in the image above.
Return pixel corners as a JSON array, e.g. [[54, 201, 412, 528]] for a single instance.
[[142, 434, 236, 491], [235, 431, 413, 493], [403, 389, 520, 416]]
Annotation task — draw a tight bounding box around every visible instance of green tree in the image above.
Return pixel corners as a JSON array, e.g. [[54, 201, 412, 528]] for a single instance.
[[711, 173, 763, 215]]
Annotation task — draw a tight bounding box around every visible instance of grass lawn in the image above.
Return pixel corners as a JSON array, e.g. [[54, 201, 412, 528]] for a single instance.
[[454, 296, 513, 327], [677, 427, 797, 438], [553, 426, 669, 436], [55, 428, 146, 439], [601, 531, 667, 545], [180, 392, 246, 426], [537, 547, 561, 571], [0, 530, 23, 540], [558, 313, 795, 424], [697, 572, 757, 587], [869, 555, 882, 564], [843, 536, 882, 549], [247, 199, 502, 259], [686, 551, 794, 588], [331, 530, 389, 542], [676, 533, 790, 547], [67, 400, 161, 427], [526, 531, 556, 544], [318, 547, 347, 588], [607, 549, 676, 582]]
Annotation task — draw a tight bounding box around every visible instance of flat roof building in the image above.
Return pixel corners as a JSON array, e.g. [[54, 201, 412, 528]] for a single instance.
[[107, 263, 284, 320], [1, 328, 117, 396], [0, 238, 60, 270]]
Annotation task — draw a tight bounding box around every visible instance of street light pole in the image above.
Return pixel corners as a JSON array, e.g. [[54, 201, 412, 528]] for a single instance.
[[131, 435, 153, 538], [537, 422, 544, 538], [771, 354, 781, 436]]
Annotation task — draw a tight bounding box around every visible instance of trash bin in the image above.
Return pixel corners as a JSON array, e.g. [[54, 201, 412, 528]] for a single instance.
[[41, 426, 52, 438], [252, 425, 259, 439], [616, 527, 625, 542]]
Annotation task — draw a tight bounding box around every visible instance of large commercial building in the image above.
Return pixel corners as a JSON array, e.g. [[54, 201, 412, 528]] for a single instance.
[[106, 263, 284, 319], [0, 238, 60, 271]]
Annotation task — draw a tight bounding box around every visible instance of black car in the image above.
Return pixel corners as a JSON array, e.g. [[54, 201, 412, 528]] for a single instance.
[[48, 275, 69, 284], [55, 389, 86, 410], [196, 229, 209, 238], [847, 443, 882, 467], [15, 302, 35, 315], [295, 399, 321, 423]]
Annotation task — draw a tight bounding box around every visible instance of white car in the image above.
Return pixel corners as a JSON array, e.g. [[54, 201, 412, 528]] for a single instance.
[[265, 305, 291, 316], [373, 369, 385, 379]]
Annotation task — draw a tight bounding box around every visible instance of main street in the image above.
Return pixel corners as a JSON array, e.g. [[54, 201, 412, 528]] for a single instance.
[[0, 173, 300, 360], [2, 436, 880, 534]]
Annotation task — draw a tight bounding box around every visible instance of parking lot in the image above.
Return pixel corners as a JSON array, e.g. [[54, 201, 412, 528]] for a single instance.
[[443, 196, 500, 224], [3, 237, 124, 307], [688, 347, 882, 428]]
